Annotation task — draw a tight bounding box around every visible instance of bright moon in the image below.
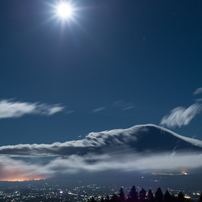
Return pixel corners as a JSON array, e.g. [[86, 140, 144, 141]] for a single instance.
[[57, 3, 72, 18]]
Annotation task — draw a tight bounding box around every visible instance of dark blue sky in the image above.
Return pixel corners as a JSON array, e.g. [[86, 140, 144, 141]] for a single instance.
[[0, 0, 202, 146]]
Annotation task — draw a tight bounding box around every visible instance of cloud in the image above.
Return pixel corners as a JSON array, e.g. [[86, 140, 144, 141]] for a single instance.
[[160, 103, 202, 128], [123, 106, 134, 111], [0, 99, 64, 119], [0, 124, 202, 180], [66, 110, 74, 114], [1, 152, 202, 181], [27, 153, 202, 174], [196, 98, 202, 103], [92, 107, 105, 113], [0, 156, 50, 181], [112, 100, 134, 111], [1, 124, 202, 157], [193, 87, 202, 95]]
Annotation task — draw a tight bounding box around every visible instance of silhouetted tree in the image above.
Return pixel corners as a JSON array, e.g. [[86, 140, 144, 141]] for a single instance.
[[164, 190, 172, 202], [100, 197, 104, 202], [128, 185, 138, 202], [148, 189, 155, 202], [177, 192, 185, 202], [119, 187, 125, 202], [105, 195, 110, 202], [171, 194, 176, 202], [155, 187, 163, 202], [88, 197, 97, 202], [139, 188, 146, 202], [199, 193, 202, 202], [111, 194, 119, 202]]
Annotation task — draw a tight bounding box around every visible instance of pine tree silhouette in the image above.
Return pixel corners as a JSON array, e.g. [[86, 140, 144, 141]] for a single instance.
[[164, 190, 172, 202], [119, 187, 125, 202], [155, 187, 163, 202], [199, 193, 202, 202], [148, 189, 155, 202], [139, 188, 146, 202], [177, 192, 185, 202], [111, 194, 119, 202], [105, 195, 110, 202], [171, 194, 176, 202], [128, 185, 138, 202], [88, 197, 97, 202]]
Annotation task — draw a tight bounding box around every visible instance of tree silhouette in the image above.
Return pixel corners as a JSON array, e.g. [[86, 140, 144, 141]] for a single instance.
[[139, 188, 146, 201], [128, 185, 138, 202], [164, 190, 172, 202], [119, 187, 125, 202], [155, 187, 163, 202], [171, 194, 176, 202], [148, 189, 153, 199], [88, 197, 97, 202], [111, 194, 119, 202], [199, 193, 202, 202], [177, 192, 185, 202], [148, 189, 155, 202], [105, 195, 110, 202]]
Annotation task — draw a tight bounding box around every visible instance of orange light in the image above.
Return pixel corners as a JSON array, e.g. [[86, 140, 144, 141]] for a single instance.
[[1, 177, 45, 182]]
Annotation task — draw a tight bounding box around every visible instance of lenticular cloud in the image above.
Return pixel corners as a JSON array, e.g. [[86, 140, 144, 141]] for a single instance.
[[0, 124, 202, 180]]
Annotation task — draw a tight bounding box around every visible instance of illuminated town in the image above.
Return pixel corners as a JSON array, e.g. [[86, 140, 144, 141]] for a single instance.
[[0, 172, 201, 202]]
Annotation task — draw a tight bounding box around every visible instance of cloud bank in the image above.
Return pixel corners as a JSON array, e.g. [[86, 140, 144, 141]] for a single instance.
[[0, 99, 64, 119], [160, 103, 202, 128], [0, 124, 202, 180], [1, 152, 202, 181]]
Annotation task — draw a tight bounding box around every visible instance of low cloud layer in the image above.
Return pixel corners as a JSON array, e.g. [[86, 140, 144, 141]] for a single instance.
[[1, 152, 202, 181], [0, 99, 64, 119], [0, 124, 202, 180], [160, 103, 202, 128]]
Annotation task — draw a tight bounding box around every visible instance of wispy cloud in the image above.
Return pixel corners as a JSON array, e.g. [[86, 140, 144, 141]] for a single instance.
[[66, 110, 74, 114], [196, 98, 202, 103], [0, 99, 64, 119], [92, 107, 105, 113], [193, 87, 202, 95], [160, 103, 202, 128], [113, 100, 134, 111], [123, 106, 134, 111]]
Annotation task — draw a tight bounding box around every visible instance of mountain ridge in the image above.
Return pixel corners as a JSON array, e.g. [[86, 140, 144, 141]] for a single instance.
[[0, 124, 202, 156]]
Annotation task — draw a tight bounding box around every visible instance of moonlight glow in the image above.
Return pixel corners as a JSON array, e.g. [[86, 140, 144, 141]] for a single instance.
[[57, 2, 72, 18], [43, 0, 86, 32]]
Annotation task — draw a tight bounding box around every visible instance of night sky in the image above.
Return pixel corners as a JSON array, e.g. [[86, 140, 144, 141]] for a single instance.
[[0, 0, 202, 180]]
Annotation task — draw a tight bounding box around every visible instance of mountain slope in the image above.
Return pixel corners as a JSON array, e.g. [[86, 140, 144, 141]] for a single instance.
[[0, 124, 202, 157], [86, 124, 202, 154]]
